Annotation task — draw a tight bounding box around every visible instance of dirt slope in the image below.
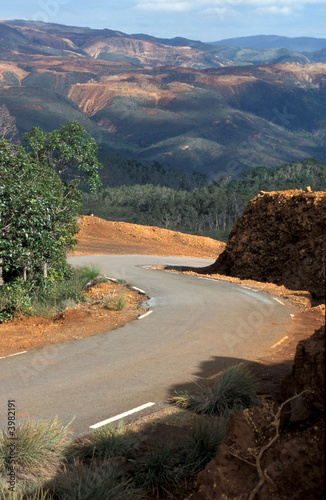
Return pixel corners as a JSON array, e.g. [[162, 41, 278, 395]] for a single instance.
[[70, 216, 225, 258], [195, 189, 326, 298]]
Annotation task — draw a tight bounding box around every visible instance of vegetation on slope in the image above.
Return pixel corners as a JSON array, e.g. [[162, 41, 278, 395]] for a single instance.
[[83, 158, 326, 241], [0, 122, 102, 321]]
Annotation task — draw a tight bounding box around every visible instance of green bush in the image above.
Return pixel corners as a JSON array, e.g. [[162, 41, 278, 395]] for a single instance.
[[0, 279, 34, 322], [0, 265, 102, 322]]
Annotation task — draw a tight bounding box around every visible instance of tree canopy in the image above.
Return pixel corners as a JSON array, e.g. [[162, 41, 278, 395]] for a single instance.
[[82, 158, 326, 241], [0, 122, 102, 284]]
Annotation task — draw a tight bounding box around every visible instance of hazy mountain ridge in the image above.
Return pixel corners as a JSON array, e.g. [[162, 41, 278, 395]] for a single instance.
[[0, 20, 326, 179], [211, 34, 326, 52], [2, 21, 326, 67]]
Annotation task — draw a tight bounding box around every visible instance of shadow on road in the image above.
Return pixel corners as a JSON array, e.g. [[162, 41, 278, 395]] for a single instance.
[[166, 355, 293, 401]]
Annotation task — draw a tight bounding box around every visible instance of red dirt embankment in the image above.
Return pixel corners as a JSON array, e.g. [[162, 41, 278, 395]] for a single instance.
[[189, 189, 326, 298], [71, 216, 225, 258], [190, 325, 325, 500]]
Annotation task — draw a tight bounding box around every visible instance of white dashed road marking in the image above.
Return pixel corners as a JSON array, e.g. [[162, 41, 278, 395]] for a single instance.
[[90, 402, 156, 429], [270, 336, 289, 349], [0, 351, 27, 360], [138, 310, 153, 320], [273, 297, 285, 305], [132, 286, 146, 294]]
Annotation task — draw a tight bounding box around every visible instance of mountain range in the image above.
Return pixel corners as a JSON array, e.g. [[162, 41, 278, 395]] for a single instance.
[[0, 20, 326, 180], [211, 34, 326, 53]]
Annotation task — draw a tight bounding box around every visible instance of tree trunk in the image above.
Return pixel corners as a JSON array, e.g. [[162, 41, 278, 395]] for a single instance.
[[0, 258, 3, 286], [43, 262, 48, 278]]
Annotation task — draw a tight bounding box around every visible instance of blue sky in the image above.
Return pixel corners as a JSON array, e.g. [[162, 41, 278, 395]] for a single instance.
[[1, 0, 325, 42]]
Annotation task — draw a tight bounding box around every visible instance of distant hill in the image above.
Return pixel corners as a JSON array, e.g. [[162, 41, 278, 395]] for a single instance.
[[212, 35, 326, 53], [1, 20, 326, 180]]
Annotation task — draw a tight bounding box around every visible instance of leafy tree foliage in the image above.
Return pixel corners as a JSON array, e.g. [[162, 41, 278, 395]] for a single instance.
[[0, 122, 102, 284], [24, 121, 102, 193]]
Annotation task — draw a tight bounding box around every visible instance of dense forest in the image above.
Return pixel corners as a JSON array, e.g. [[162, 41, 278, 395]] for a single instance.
[[82, 159, 326, 241], [96, 152, 207, 190]]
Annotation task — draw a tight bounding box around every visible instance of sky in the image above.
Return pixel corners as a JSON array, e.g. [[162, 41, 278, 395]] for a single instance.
[[1, 0, 325, 42]]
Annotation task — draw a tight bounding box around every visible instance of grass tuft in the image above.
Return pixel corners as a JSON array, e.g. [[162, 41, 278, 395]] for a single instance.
[[171, 364, 258, 416], [75, 265, 102, 288], [103, 292, 126, 311], [0, 418, 72, 498], [130, 440, 183, 495], [182, 416, 228, 475], [51, 460, 140, 500], [0, 482, 54, 499], [0, 417, 72, 489], [82, 423, 140, 461]]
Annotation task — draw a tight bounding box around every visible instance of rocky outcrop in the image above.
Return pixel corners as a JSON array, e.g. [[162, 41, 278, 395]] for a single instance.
[[199, 189, 326, 298], [279, 325, 325, 424]]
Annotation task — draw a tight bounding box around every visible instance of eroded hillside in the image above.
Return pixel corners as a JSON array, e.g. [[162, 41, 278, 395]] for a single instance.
[[0, 20, 326, 177]]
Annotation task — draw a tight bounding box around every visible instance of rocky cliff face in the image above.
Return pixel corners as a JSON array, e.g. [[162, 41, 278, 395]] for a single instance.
[[279, 325, 325, 424], [202, 189, 326, 298]]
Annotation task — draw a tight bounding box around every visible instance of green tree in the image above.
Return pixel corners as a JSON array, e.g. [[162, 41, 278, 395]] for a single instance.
[[0, 122, 102, 284], [24, 121, 102, 193]]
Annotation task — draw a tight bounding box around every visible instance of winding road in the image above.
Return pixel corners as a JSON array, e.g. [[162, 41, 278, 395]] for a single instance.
[[0, 255, 297, 437]]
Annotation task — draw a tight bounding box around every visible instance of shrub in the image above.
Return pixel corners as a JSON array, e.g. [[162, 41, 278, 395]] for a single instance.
[[0, 265, 102, 322], [0, 279, 34, 322]]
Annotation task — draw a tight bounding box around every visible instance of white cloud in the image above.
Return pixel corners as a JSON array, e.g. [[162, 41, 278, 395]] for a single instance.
[[136, 0, 325, 12], [253, 6, 293, 15], [136, 1, 192, 12], [203, 6, 240, 19]]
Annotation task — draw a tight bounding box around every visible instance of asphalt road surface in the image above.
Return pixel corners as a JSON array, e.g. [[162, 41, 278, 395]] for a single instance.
[[0, 256, 297, 437]]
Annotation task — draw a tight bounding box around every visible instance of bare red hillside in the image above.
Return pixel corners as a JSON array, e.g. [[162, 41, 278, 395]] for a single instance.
[[71, 216, 225, 258]]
